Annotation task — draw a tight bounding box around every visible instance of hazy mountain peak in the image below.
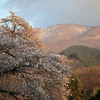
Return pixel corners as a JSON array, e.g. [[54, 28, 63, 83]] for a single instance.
[[36, 24, 100, 52], [36, 24, 89, 42]]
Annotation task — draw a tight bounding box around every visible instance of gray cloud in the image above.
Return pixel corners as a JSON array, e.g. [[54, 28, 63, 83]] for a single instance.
[[0, 0, 100, 28]]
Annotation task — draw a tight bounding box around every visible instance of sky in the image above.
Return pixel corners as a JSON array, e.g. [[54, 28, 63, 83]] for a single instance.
[[0, 0, 100, 28]]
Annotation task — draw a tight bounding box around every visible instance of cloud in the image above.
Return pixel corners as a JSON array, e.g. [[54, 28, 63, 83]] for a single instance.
[[69, 0, 100, 9], [0, 0, 100, 28]]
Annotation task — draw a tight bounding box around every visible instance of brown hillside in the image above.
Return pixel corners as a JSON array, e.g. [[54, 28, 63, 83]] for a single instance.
[[36, 24, 100, 52], [74, 65, 100, 97]]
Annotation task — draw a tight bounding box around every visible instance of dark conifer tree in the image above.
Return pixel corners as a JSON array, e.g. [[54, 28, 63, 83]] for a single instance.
[[67, 74, 87, 100], [89, 90, 100, 100]]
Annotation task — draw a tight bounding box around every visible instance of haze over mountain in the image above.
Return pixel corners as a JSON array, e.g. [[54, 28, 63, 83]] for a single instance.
[[36, 24, 100, 52]]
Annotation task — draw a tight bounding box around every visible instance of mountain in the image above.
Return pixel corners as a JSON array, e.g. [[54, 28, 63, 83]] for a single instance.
[[36, 24, 100, 52]]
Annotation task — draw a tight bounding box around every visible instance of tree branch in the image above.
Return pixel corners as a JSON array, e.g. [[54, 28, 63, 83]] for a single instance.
[[0, 89, 19, 100]]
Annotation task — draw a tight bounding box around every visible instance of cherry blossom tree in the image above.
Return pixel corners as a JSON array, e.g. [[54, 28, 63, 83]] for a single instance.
[[0, 11, 71, 100], [0, 11, 43, 49]]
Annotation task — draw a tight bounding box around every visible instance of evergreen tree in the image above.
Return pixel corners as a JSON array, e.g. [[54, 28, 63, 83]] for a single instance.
[[67, 74, 87, 100], [89, 90, 100, 100]]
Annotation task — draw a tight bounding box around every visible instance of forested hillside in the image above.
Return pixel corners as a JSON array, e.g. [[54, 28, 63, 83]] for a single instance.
[[60, 45, 100, 57], [60, 45, 100, 68]]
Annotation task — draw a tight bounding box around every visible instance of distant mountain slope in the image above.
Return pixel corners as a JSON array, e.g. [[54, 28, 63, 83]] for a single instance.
[[36, 24, 100, 52], [36, 24, 89, 42], [60, 45, 100, 57]]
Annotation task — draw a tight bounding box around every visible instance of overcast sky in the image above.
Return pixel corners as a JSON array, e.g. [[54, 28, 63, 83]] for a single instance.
[[0, 0, 100, 28]]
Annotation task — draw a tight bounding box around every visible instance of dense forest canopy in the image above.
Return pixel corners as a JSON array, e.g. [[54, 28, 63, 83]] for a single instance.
[[60, 45, 100, 57], [60, 45, 100, 67]]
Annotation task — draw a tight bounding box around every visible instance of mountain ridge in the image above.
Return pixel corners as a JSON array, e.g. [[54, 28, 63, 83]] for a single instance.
[[36, 24, 100, 52]]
